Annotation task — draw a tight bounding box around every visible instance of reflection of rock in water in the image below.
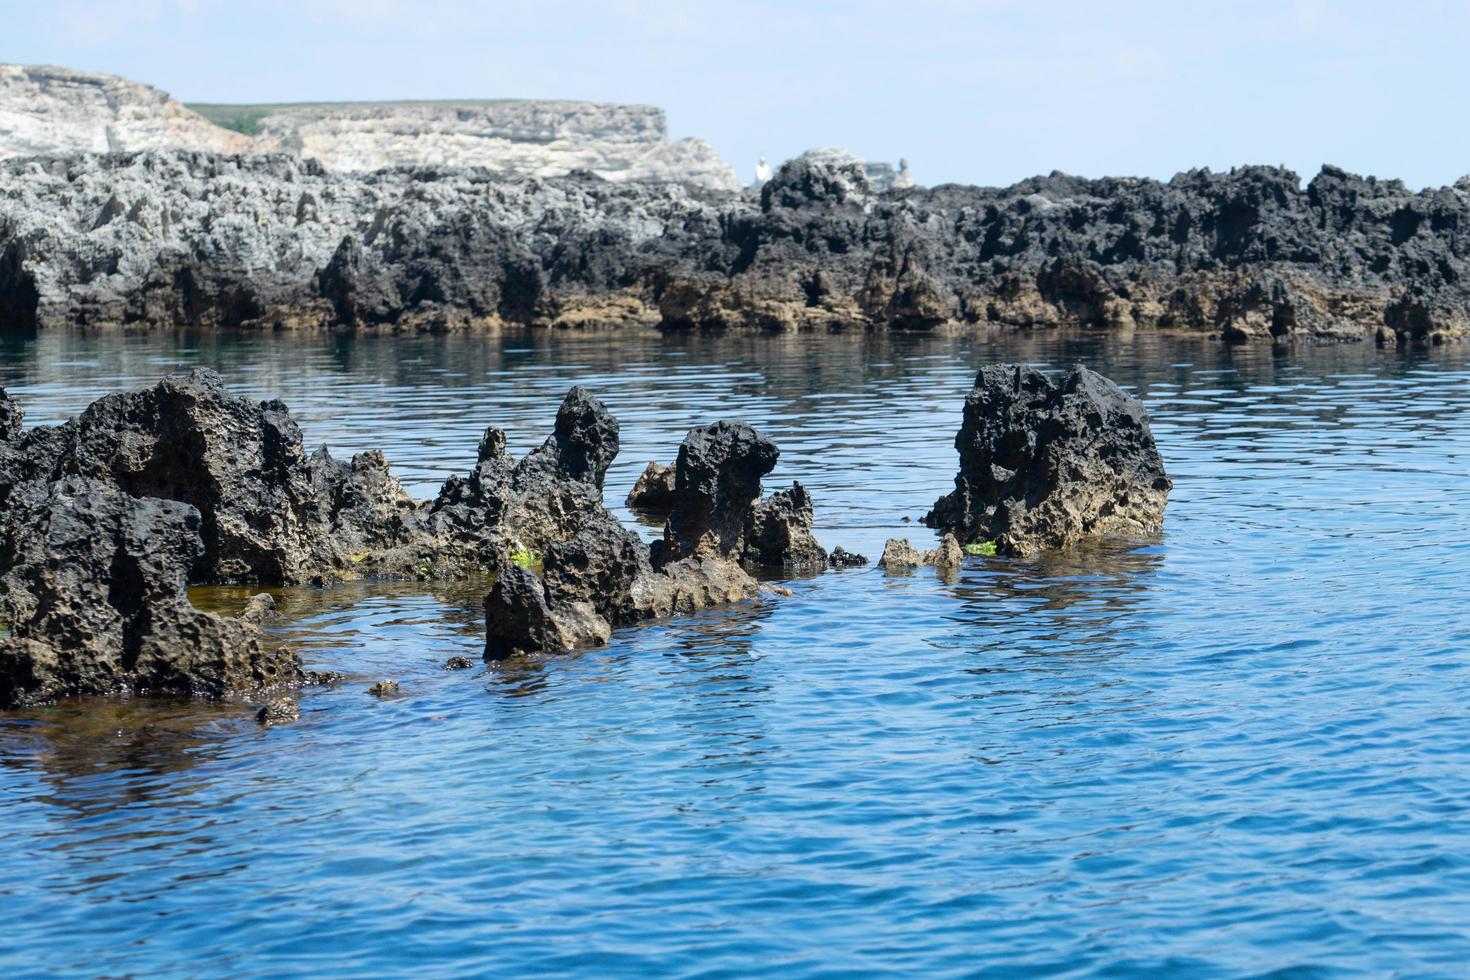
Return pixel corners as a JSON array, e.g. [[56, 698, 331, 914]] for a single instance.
[[0, 699, 239, 812], [946, 539, 1165, 647], [191, 578, 492, 668]]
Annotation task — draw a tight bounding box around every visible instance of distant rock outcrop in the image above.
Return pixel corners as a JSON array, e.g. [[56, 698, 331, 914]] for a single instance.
[[0, 64, 738, 191], [2, 138, 1470, 343], [219, 100, 739, 191], [0, 65, 251, 159]]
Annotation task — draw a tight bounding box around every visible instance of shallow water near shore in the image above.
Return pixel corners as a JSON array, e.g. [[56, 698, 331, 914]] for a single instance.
[[2, 327, 1469, 976]]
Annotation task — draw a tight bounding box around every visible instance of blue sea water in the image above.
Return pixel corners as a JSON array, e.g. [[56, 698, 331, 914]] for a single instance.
[[1, 328, 1468, 977]]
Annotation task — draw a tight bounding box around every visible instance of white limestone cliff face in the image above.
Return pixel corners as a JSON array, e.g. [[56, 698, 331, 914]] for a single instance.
[[246, 101, 740, 190], [0, 65, 252, 159], [0, 65, 740, 191]]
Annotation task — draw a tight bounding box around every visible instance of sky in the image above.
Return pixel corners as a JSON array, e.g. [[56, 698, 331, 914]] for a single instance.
[[5, 0, 1469, 190]]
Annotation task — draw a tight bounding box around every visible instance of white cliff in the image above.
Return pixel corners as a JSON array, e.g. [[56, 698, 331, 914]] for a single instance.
[[0, 65, 740, 191], [0, 65, 252, 159], [232, 100, 740, 190]]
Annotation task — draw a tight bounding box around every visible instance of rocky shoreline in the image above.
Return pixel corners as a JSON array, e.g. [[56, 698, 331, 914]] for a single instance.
[[2, 151, 1469, 343]]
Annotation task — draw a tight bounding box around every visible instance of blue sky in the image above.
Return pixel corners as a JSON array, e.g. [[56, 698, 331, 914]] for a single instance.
[[6, 0, 1468, 189]]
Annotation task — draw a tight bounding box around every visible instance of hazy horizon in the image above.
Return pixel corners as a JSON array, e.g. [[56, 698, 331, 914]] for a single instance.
[[7, 0, 1469, 190]]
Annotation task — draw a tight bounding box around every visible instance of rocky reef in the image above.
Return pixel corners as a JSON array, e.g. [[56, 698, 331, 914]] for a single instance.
[[484, 414, 826, 659], [1, 148, 1468, 342], [924, 364, 1172, 553], [0, 371, 828, 704]]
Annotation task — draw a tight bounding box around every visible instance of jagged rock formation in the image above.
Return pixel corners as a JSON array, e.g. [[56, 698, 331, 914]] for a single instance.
[[0, 65, 252, 159], [0, 477, 300, 707], [0, 369, 409, 584], [207, 100, 740, 190], [924, 364, 1172, 553], [626, 461, 676, 514], [0, 371, 827, 698], [2, 150, 1469, 342], [484, 405, 829, 659]]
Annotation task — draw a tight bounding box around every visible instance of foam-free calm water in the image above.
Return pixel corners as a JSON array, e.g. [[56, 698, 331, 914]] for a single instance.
[[2, 329, 1468, 976]]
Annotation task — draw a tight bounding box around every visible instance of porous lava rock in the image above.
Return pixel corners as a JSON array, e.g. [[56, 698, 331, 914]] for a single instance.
[[482, 405, 823, 660], [6, 152, 1470, 343], [0, 372, 820, 683], [924, 364, 1171, 553], [661, 421, 779, 563], [743, 482, 827, 569], [0, 368, 342, 584], [625, 461, 675, 514], [0, 477, 301, 707]]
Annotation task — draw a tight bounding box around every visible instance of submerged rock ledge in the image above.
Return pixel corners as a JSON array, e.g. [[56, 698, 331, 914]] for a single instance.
[[2, 152, 1469, 343]]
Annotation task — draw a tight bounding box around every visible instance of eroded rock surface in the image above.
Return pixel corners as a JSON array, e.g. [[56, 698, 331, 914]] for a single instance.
[[744, 482, 827, 569], [0, 368, 386, 584], [925, 364, 1171, 553], [878, 534, 963, 571], [483, 408, 824, 660], [0, 477, 300, 707], [0, 371, 824, 692], [626, 461, 675, 514], [4, 150, 1469, 342]]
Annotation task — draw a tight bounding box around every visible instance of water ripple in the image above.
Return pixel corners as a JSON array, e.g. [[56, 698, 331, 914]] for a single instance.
[[1, 329, 1469, 975]]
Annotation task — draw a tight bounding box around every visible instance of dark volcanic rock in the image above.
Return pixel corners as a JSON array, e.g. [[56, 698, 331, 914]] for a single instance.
[[828, 546, 869, 568], [626, 461, 675, 514], [0, 368, 341, 584], [0, 373, 809, 678], [0, 477, 301, 707], [5, 152, 1470, 343], [484, 563, 612, 659], [516, 386, 620, 491], [0, 388, 21, 441], [367, 679, 400, 698], [925, 364, 1171, 553], [662, 422, 779, 563], [309, 447, 425, 562], [482, 403, 823, 661], [743, 482, 827, 569]]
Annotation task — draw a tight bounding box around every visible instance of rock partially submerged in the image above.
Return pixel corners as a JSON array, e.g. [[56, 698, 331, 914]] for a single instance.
[[256, 697, 301, 726], [878, 534, 963, 571], [0, 477, 301, 707], [0, 369, 830, 698], [625, 461, 675, 514], [483, 402, 845, 659], [0, 368, 398, 585], [925, 364, 1171, 553], [650, 424, 826, 570]]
